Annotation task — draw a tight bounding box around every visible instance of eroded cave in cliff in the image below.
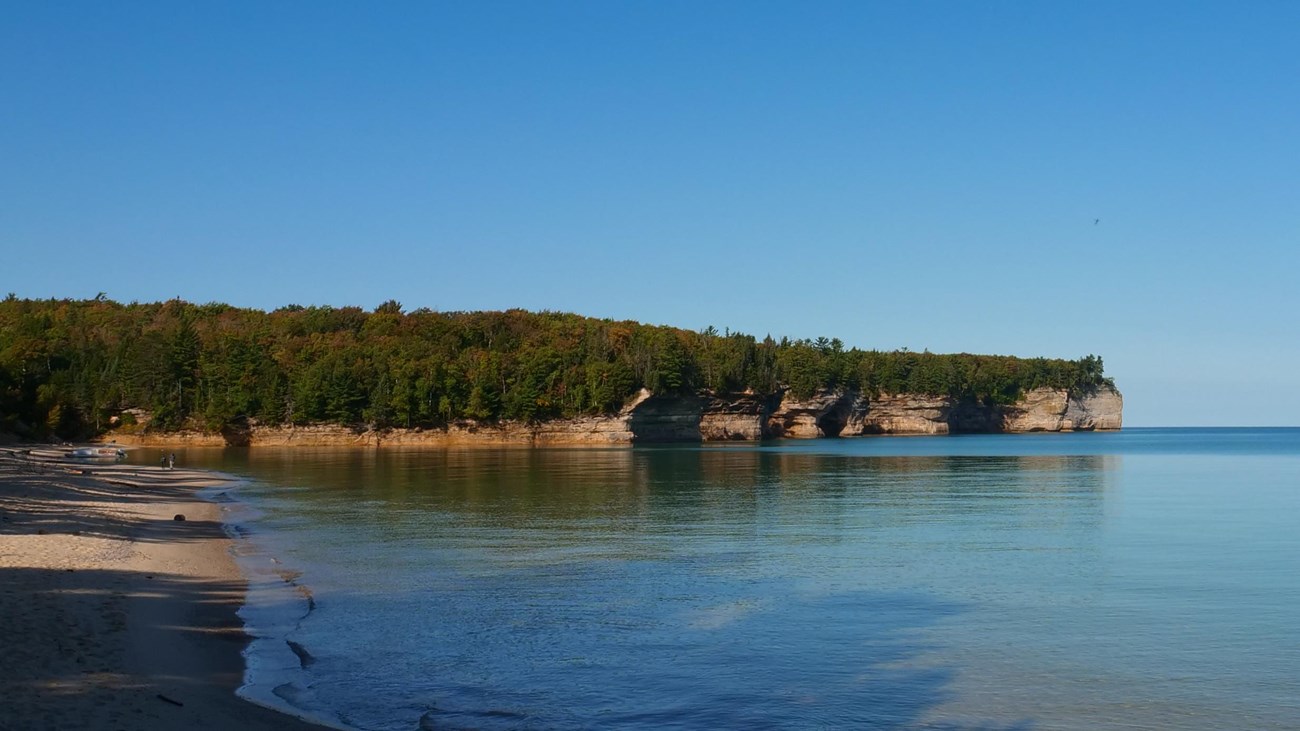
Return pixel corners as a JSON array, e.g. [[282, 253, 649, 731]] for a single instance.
[[815, 398, 853, 438]]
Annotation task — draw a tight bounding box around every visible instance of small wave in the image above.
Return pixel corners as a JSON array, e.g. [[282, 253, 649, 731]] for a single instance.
[[286, 639, 317, 668], [273, 681, 308, 704], [218, 477, 329, 725], [418, 706, 529, 730], [271, 567, 318, 619]]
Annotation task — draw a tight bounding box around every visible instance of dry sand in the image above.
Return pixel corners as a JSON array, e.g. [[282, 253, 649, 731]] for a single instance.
[[0, 447, 329, 730]]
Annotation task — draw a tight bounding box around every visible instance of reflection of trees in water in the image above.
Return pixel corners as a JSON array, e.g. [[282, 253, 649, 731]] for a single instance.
[[175, 447, 1128, 730], [633, 450, 1112, 540], [195, 447, 1112, 544]]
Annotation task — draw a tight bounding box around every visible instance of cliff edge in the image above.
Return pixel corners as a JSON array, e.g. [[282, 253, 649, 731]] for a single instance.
[[103, 385, 1122, 447]]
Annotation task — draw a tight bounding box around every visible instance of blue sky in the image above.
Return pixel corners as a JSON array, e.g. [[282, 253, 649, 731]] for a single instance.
[[3, 2, 1299, 426]]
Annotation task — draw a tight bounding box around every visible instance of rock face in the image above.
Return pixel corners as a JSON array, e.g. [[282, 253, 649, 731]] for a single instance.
[[1064, 387, 1123, 431], [699, 392, 778, 441], [766, 390, 856, 438], [997, 387, 1124, 432], [843, 393, 952, 435], [103, 385, 1122, 447], [627, 393, 705, 442], [999, 389, 1071, 432]]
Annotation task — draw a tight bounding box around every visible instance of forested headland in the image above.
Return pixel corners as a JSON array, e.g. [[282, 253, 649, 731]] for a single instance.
[[0, 297, 1112, 440]]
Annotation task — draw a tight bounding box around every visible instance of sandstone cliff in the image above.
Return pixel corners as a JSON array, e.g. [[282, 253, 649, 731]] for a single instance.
[[103, 385, 1122, 447], [991, 386, 1124, 432], [843, 393, 952, 436], [766, 390, 856, 438], [1063, 387, 1123, 431], [699, 392, 778, 441]]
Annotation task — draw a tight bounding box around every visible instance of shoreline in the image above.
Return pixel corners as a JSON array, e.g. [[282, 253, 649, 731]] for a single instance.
[[88, 383, 1123, 449], [0, 447, 332, 730], [96, 425, 1122, 450]]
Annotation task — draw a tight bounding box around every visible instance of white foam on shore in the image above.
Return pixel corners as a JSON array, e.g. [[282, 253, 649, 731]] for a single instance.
[[202, 480, 357, 731]]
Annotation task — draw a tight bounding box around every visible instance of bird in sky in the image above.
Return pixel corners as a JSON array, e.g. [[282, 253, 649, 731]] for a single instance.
[[1094, 218, 1100, 225]]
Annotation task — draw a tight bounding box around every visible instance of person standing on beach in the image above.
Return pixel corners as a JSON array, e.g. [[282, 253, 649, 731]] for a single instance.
[[168, 453, 176, 469], [160, 453, 167, 468]]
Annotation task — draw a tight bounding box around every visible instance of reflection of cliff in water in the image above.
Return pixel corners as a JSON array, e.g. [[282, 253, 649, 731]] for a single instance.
[[639, 450, 1114, 541], [194, 447, 1112, 543]]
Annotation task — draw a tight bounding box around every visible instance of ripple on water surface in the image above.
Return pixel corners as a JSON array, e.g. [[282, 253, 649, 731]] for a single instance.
[[171, 430, 1300, 730]]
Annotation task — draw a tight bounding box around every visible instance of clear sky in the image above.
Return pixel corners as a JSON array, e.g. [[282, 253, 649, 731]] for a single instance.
[[4, 2, 1299, 426]]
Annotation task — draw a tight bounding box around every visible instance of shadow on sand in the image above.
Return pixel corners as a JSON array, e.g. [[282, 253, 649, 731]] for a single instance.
[[0, 565, 323, 730], [0, 465, 227, 544]]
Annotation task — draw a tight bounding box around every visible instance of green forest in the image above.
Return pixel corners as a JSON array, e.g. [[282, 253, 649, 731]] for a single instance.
[[0, 297, 1112, 439]]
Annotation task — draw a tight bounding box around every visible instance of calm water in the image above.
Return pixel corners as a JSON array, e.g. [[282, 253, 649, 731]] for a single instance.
[[172, 429, 1300, 730]]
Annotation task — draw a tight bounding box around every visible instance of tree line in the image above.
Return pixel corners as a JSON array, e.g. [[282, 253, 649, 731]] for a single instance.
[[0, 296, 1112, 439]]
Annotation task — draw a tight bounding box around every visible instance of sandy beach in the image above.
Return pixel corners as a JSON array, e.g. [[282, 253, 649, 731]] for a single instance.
[[0, 446, 328, 731]]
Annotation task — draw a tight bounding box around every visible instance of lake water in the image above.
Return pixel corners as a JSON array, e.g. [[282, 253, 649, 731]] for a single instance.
[[175, 429, 1300, 730]]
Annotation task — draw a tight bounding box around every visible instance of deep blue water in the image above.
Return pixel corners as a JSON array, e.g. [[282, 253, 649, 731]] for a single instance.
[[176, 429, 1300, 730]]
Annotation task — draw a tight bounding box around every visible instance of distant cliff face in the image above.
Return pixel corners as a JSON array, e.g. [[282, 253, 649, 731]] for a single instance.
[[999, 387, 1124, 432], [744, 385, 1121, 439], [699, 392, 778, 441], [766, 390, 855, 438], [844, 393, 953, 436], [103, 385, 1122, 447], [1065, 387, 1123, 430], [735, 385, 1120, 438], [762, 386, 1122, 438]]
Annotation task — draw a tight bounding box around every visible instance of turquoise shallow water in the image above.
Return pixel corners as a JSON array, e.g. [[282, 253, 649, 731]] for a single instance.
[[172, 429, 1300, 730]]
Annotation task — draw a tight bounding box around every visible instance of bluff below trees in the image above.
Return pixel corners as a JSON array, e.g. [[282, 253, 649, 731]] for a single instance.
[[105, 385, 1123, 447], [0, 297, 1121, 445]]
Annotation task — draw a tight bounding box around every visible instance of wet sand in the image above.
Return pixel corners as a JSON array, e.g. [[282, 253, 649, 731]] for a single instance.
[[0, 447, 330, 730]]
